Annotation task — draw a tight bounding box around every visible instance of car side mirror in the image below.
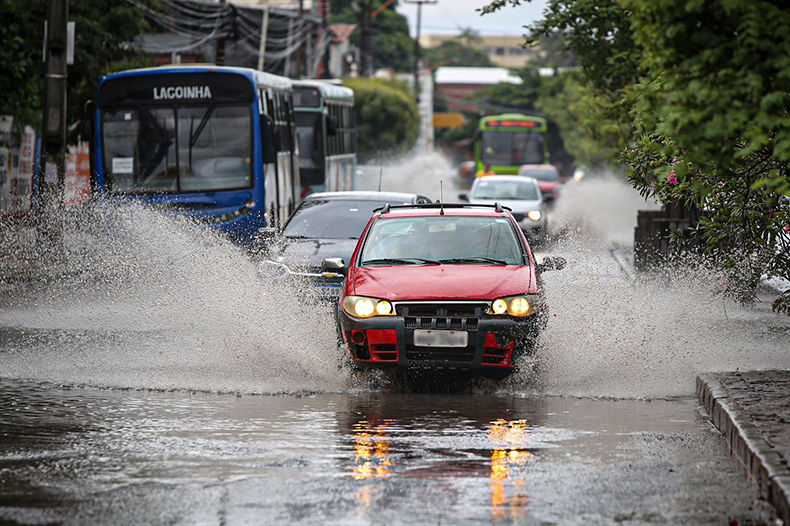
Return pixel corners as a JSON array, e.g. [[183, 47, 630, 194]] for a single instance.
[[322, 257, 347, 276], [538, 256, 566, 272], [542, 193, 555, 203], [458, 193, 469, 202]]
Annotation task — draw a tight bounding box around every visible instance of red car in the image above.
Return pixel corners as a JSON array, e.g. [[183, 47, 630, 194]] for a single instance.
[[517, 164, 562, 202], [328, 203, 566, 379]]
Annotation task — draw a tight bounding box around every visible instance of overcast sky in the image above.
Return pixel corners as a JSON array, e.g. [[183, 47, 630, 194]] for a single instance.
[[395, 0, 548, 37]]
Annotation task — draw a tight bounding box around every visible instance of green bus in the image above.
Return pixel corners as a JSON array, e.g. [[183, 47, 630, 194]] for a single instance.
[[475, 113, 548, 175]]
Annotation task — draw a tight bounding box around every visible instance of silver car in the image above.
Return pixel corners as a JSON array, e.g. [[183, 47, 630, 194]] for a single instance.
[[459, 176, 548, 243]]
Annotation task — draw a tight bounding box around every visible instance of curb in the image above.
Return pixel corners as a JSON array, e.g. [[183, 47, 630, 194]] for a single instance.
[[609, 247, 635, 282], [697, 374, 790, 524]]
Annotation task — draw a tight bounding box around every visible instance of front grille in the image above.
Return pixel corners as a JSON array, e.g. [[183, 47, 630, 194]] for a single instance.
[[512, 213, 525, 221], [398, 302, 484, 333], [405, 345, 476, 363]]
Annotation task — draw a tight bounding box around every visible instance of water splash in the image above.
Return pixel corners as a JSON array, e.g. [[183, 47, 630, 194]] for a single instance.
[[521, 172, 790, 398], [2, 163, 788, 398], [0, 201, 346, 394]]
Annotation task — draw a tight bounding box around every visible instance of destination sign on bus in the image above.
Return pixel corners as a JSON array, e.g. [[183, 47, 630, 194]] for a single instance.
[[99, 73, 254, 106], [486, 119, 538, 128]]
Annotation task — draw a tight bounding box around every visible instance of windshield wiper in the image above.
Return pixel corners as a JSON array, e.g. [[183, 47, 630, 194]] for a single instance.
[[188, 102, 217, 170], [439, 257, 509, 265], [363, 258, 440, 266]]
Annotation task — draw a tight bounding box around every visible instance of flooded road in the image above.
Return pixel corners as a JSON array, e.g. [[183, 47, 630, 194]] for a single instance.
[[0, 379, 774, 525], [2, 165, 789, 524]]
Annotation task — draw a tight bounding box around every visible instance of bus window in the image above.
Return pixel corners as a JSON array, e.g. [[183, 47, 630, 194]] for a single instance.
[[296, 112, 325, 185], [482, 131, 544, 166]]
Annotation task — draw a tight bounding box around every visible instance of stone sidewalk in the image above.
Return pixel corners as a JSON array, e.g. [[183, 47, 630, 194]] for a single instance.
[[608, 246, 790, 523], [697, 371, 790, 525]]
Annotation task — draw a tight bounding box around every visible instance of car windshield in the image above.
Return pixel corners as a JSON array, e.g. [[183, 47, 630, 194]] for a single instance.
[[518, 168, 558, 182], [482, 131, 544, 166], [283, 199, 407, 239], [360, 216, 524, 265], [473, 179, 539, 200], [101, 104, 252, 194]]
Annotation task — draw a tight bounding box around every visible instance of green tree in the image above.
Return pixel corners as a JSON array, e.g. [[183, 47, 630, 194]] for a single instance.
[[424, 40, 494, 69], [332, 3, 415, 72], [622, 0, 790, 306], [343, 78, 419, 161], [482, 0, 790, 311], [536, 70, 631, 170], [0, 0, 149, 130]]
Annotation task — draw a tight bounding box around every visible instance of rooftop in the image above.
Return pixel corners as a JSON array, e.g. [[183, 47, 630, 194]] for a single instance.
[[434, 67, 522, 86]]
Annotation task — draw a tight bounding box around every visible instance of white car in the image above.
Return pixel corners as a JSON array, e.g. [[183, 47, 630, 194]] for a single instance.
[[459, 176, 548, 243]]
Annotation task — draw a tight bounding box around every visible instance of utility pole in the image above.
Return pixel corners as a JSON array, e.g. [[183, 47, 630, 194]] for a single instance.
[[257, 8, 269, 71], [359, 0, 373, 77], [216, 0, 227, 65], [39, 0, 68, 238], [404, 0, 437, 100]]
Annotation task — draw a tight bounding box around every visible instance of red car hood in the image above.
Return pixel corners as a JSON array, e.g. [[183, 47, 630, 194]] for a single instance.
[[350, 265, 537, 301]]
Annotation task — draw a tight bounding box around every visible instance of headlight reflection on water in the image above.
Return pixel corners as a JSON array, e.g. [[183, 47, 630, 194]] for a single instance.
[[488, 419, 533, 521]]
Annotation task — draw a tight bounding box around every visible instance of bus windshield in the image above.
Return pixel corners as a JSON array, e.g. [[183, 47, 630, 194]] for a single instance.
[[102, 104, 252, 194], [481, 131, 544, 167]]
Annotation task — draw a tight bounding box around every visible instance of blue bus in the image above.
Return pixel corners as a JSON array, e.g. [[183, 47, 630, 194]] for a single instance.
[[292, 81, 356, 197], [91, 65, 300, 239]]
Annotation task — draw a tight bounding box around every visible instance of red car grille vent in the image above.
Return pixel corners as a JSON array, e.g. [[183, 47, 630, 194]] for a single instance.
[[399, 303, 483, 332]]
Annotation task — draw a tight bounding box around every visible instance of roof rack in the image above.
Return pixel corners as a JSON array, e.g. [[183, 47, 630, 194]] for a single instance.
[[372, 203, 512, 213]]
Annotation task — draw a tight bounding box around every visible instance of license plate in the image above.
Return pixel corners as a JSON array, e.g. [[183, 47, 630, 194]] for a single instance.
[[413, 329, 468, 348]]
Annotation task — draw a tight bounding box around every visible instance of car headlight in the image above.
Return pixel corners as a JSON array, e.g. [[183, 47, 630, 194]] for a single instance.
[[342, 296, 395, 318], [527, 210, 542, 221], [486, 294, 541, 317]]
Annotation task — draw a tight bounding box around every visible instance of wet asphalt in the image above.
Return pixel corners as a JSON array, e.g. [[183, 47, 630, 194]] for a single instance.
[[0, 378, 776, 525]]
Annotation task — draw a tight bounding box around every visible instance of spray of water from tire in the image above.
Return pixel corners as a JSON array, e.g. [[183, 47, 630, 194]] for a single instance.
[[2, 158, 788, 397]]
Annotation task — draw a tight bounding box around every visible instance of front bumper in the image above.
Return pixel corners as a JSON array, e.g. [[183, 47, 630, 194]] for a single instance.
[[259, 260, 343, 301], [338, 302, 546, 377]]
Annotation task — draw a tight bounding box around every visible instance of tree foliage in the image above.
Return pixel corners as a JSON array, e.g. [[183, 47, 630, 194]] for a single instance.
[[482, 0, 790, 309], [331, 3, 415, 72], [424, 40, 494, 69], [343, 78, 419, 162], [536, 70, 630, 170], [0, 0, 149, 130]]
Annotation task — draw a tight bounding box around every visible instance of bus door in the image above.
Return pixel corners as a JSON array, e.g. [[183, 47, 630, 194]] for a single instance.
[[260, 88, 279, 227], [275, 93, 293, 221], [283, 95, 301, 209]]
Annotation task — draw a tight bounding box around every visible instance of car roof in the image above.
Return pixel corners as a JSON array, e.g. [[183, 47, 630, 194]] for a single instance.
[[377, 205, 511, 219], [518, 164, 559, 172], [474, 175, 539, 184], [303, 191, 428, 202]]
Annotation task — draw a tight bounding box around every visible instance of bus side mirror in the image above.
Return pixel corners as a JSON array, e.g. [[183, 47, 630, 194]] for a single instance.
[[326, 114, 338, 137], [260, 115, 276, 164], [80, 100, 96, 142], [458, 193, 469, 202]]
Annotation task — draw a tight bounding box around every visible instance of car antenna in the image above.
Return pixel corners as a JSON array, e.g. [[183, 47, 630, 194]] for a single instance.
[[440, 181, 445, 215], [377, 169, 383, 192]]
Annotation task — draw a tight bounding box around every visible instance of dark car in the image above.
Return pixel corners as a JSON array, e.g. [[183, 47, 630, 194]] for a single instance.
[[257, 191, 431, 299], [334, 203, 566, 379]]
